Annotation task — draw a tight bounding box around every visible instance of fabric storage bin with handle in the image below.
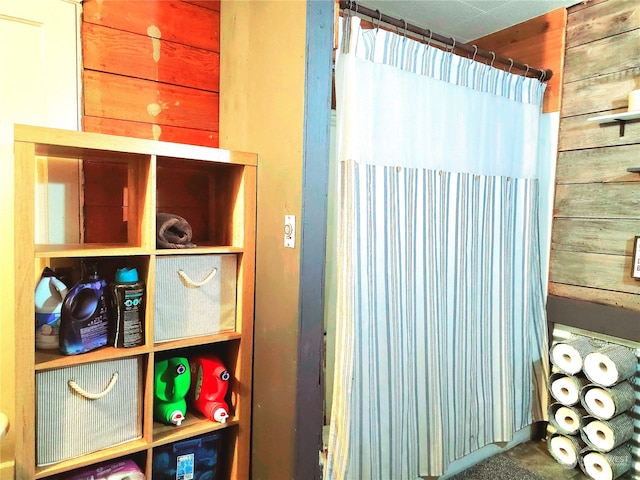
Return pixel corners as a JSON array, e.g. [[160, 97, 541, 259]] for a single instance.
[[36, 357, 142, 466], [154, 254, 237, 342]]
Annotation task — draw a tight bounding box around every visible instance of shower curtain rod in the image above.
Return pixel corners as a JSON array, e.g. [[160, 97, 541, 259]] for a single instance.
[[339, 0, 553, 82]]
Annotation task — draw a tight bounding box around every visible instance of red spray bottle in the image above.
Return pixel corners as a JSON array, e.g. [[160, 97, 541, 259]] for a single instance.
[[188, 354, 230, 423]]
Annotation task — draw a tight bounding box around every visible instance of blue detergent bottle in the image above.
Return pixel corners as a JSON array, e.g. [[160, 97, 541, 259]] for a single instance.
[[59, 260, 109, 355]]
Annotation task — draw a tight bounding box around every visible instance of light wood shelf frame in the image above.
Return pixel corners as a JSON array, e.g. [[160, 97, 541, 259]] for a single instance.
[[13, 124, 257, 479]]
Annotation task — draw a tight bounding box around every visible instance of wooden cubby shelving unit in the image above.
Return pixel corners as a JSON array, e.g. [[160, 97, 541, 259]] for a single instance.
[[13, 124, 256, 479]]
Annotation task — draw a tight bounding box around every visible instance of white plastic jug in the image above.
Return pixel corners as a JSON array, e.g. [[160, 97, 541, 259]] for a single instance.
[[34, 267, 68, 350]]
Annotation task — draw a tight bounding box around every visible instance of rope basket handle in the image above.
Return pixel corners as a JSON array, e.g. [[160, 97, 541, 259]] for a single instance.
[[178, 268, 217, 288], [68, 372, 118, 400]]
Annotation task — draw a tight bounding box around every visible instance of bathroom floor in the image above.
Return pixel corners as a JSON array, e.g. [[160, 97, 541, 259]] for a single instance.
[[322, 429, 633, 479], [502, 439, 589, 479], [462, 438, 636, 480]]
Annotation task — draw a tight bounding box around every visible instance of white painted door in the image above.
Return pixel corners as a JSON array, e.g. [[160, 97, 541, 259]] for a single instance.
[[0, 0, 80, 473]]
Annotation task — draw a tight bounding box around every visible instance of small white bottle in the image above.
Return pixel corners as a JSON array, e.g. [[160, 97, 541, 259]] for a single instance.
[[34, 267, 68, 350]]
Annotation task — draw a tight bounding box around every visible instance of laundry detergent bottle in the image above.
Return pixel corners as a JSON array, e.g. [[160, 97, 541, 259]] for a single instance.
[[109, 267, 145, 348], [34, 267, 68, 350], [154, 357, 191, 426], [189, 354, 230, 423], [58, 260, 109, 355]]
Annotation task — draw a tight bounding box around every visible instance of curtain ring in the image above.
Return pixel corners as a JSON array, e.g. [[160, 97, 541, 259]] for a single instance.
[[524, 64, 530, 77], [472, 45, 478, 61], [401, 19, 407, 37], [490, 51, 496, 67], [450, 37, 456, 53], [374, 9, 382, 32], [508, 58, 514, 73], [427, 30, 433, 46], [539, 69, 546, 82]]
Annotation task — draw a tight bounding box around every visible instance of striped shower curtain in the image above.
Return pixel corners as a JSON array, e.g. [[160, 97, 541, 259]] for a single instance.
[[325, 18, 549, 480]]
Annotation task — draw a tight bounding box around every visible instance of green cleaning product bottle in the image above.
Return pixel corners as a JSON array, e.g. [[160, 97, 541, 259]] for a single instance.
[[154, 357, 191, 426]]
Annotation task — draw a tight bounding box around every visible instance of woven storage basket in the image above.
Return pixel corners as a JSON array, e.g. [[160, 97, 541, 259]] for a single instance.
[[154, 254, 237, 342], [36, 357, 142, 466]]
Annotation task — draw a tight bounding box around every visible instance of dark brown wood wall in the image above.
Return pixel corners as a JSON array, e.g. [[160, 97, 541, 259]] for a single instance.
[[81, 0, 220, 147], [549, 0, 640, 310]]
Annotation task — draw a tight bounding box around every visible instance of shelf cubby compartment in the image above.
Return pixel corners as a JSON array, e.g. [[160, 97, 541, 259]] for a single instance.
[[39, 452, 150, 480], [34, 439, 150, 480], [33, 254, 152, 368], [29, 144, 151, 250], [149, 345, 238, 480], [156, 156, 254, 249]]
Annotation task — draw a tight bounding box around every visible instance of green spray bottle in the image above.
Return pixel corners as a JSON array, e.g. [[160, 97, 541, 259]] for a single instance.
[[154, 357, 191, 426]]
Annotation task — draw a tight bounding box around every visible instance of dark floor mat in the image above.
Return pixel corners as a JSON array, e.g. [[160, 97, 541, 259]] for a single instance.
[[448, 452, 548, 480]]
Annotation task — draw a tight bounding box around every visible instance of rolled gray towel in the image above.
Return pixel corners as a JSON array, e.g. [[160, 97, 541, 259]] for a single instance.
[[156, 212, 196, 249]]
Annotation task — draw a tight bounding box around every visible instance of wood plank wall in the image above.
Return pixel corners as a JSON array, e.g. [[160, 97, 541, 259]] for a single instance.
[[81, 0, 220, 147], [549, 0, 640, 310], [472, 8, 567, 113]]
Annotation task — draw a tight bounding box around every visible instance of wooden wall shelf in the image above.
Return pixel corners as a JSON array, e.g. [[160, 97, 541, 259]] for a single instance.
[[588, 111, 640, 137]]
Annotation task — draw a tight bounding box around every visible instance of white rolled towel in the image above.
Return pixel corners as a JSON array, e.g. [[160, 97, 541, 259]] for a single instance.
[[581, 382, 635, 420], [583, 345, 637, 387], [549, 372, 589, 406], [550, 336, 598, 374], [581, 414, 633, 452], [580, 444, 632, 480], [548, 433, 584, 468]]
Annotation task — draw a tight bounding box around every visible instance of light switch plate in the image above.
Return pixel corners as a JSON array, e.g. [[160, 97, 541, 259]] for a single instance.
[[284, 215, 295, 248]]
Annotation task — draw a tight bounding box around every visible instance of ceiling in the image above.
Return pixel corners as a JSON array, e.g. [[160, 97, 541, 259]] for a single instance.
[[358, 0, 580, 43]]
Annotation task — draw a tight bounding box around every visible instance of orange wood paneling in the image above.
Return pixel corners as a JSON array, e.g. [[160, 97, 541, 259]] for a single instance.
[[82, 22, 220, 92], [472, 8, 568, 112], [83, 0, 220, 52], [83, 161, 129, 243], [81, 0, 221, 248], [84, 70, 219, 132], [181, 0, 220, 11], [474, 9, 566, 47], [82, 117, 219, 148], [156, 166, 210, 241]]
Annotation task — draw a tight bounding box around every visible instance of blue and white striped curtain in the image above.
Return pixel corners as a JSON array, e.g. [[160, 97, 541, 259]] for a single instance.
[[326, 18, 550, 479]]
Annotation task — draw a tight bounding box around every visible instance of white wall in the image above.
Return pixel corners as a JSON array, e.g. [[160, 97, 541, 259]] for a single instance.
[[0, 0, 81, 473]]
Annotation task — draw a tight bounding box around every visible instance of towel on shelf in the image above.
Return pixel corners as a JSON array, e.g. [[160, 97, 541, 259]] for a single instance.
[[156, 212, 196, 249]]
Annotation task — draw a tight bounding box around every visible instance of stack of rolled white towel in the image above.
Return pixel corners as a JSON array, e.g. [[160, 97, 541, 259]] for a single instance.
[[547, 334, 638, 480]]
